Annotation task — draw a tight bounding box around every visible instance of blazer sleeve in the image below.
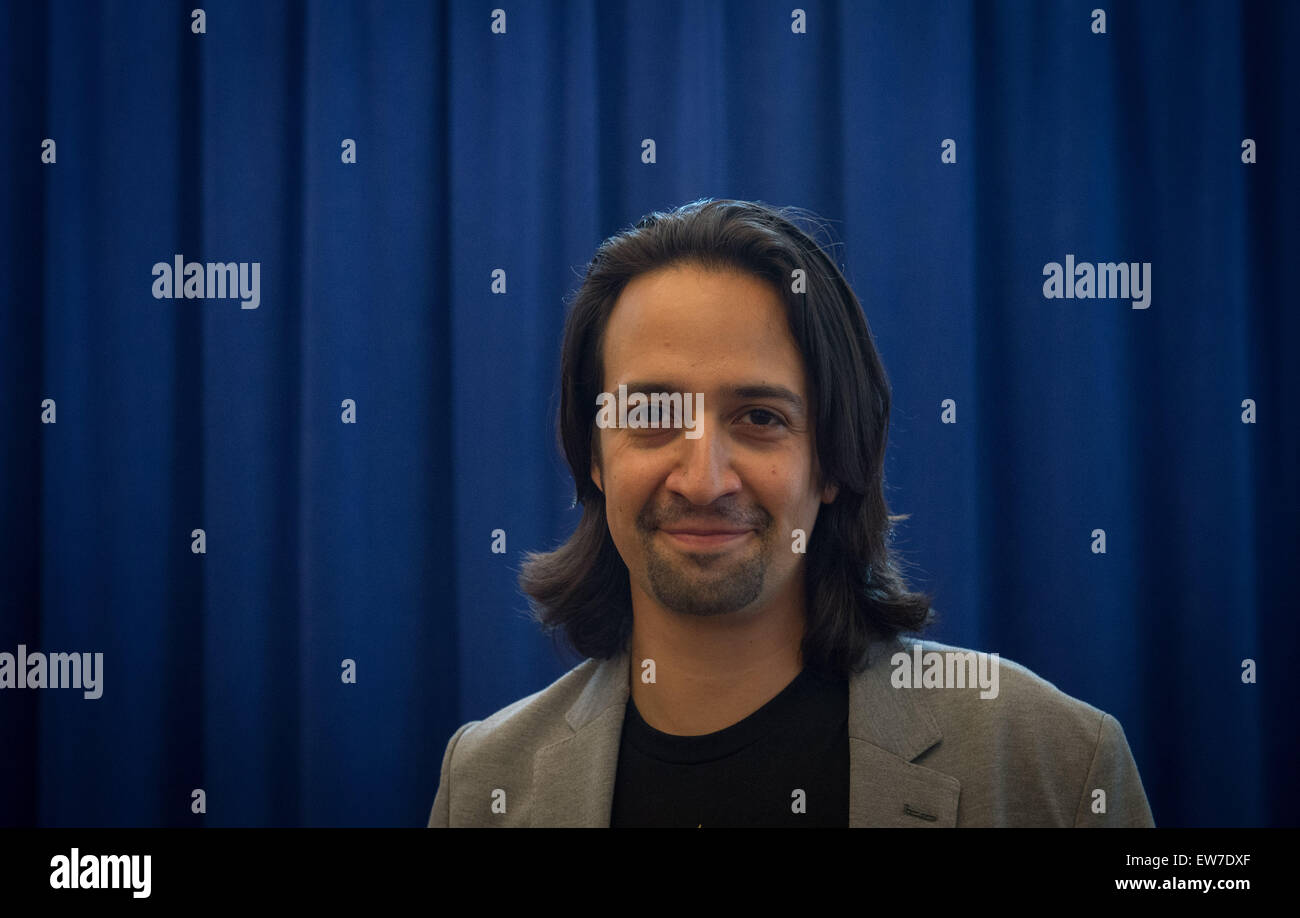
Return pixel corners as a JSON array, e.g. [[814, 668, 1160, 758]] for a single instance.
[[427, 720, 480, 828], [1073, 713, 1155, 827]]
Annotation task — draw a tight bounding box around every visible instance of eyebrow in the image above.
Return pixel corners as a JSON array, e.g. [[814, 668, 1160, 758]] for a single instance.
[[617, 381, 807, 417]]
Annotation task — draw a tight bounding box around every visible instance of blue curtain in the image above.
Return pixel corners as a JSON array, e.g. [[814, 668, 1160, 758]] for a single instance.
[[1, 0, 1295, 827]]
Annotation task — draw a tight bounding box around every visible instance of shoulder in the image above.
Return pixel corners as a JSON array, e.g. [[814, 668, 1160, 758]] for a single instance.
[[449, 656, 604, 760], [427, 657, 609, 826], [888, 637, 1151, 826], [895, 637, 1107, 743]]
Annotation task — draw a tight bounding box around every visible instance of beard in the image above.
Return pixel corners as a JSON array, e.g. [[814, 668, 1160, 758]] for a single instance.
[[635, 498, 773, 617]]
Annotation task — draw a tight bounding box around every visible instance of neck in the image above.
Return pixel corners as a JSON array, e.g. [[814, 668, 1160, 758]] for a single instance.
[[627, 580, 806, 736]]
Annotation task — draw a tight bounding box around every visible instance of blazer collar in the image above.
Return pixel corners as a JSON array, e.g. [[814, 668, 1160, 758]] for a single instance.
[[528, 636, 959, 826], [847, 637, 960, 826]]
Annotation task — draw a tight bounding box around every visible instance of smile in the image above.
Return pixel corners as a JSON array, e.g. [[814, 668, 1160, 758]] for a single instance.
[[659, 529, 754, 549]]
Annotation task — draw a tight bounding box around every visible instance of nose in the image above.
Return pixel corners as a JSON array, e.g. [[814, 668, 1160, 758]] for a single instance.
[[664, 419, 742, 506]]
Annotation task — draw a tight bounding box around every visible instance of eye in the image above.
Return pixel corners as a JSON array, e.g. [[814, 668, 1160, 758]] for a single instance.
[[739, 408, 786, 429]]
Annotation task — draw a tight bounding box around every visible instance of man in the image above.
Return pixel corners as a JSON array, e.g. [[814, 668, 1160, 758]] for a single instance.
[[428, 199, 1154, 827]]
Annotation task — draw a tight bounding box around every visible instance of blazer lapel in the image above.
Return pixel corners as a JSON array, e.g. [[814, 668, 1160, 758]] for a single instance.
[[848, 637, 961, 826], [528, 652, 630, 827]]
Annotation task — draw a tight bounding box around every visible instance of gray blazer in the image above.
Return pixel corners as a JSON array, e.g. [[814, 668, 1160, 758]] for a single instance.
[[428, 636, 1155, 827]]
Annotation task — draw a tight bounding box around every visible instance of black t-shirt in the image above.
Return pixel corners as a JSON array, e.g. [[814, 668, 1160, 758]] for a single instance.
[[609, 666, 849, 827]]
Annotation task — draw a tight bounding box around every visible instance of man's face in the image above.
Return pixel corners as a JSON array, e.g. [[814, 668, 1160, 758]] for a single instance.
[[591, 262, 838, 621]]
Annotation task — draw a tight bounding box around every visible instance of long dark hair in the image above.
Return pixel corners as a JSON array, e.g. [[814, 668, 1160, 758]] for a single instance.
[[519, 198, 933, 679]]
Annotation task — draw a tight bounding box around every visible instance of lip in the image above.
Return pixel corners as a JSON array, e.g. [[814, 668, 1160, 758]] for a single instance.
[[659, 528, 754, 549]]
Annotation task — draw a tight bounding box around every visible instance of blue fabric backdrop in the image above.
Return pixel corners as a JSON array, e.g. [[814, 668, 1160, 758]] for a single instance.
[[1, 0, 1296, 827]]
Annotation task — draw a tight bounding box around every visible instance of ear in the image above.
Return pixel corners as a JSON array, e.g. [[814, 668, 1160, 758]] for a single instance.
[[820, 481, 839, 504], [591, 457, 604, 494]]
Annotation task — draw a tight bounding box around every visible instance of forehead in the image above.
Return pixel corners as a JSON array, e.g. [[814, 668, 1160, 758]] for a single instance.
[[601, 263, 806, 390]]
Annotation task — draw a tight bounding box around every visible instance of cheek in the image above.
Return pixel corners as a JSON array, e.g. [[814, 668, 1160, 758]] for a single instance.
[[607, 451, 667, 503], [604, 473, 650, 535], [758, 465, 819, 528]]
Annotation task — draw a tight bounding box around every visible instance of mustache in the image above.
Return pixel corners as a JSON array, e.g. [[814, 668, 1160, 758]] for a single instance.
[[638, 501, 770, 530]]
